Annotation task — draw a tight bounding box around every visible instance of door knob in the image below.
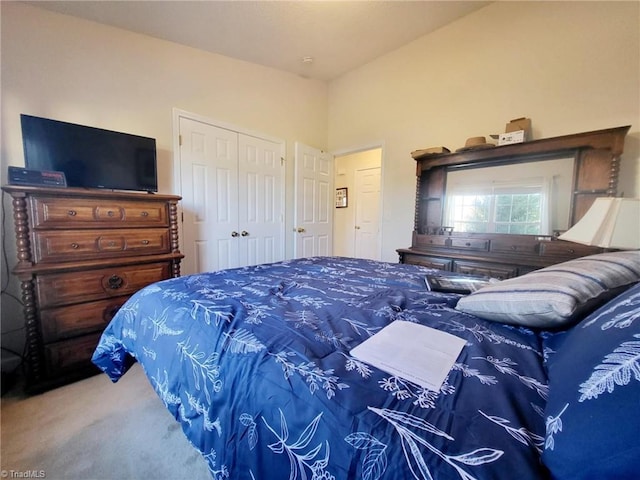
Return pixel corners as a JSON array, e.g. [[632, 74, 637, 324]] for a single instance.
[[355, 226, 361, 230], [296, 227, 305, 233], [231, 231, 239, 237], [241, 231, 249, 236]]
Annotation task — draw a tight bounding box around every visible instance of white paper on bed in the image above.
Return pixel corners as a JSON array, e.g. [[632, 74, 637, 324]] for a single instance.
[[350, 320, 466, 392]]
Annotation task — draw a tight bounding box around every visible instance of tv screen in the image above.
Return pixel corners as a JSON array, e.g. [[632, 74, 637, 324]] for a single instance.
[[20, 114, 158, 192]]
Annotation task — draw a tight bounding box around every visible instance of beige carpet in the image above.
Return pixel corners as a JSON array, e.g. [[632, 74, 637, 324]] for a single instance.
[[0, 364, 211, 480]]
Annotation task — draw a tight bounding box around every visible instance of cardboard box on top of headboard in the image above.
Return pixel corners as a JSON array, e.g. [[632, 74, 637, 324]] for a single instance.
[[498, 117, 531, 145]]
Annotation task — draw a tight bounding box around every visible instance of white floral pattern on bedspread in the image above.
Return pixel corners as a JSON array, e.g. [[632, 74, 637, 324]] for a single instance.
[[541, 282, 640, 479], [93, 257, 553, 480]]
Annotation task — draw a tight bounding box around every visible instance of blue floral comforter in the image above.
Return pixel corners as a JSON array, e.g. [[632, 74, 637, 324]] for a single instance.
[[92, 257, 553, 480]]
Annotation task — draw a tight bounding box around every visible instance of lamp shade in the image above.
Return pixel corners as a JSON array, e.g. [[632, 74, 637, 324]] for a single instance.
[[558, 198, 640, 249]]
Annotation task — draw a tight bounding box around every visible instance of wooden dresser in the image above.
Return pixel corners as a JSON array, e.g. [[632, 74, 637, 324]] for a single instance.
[[398, 126, 630, 276], [2, 186, 183, 392]]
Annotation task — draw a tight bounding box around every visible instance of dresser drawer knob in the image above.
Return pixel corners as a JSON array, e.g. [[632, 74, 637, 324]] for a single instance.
[[70, 242, 79, 249], [141, 211, 149, 217], [107, 210, 114, 217], [465, 242, 471, 247], [108, 275, 124, 289], [67, 210, 77, 216], [141, 239, 150, 245]]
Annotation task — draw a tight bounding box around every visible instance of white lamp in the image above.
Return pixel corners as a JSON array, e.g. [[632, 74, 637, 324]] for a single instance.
[[558, 198, 640, 249]]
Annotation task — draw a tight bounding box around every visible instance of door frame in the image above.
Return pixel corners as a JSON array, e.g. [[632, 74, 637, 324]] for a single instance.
[[172, 108, 286, 265], [331, 141, 385, 261]]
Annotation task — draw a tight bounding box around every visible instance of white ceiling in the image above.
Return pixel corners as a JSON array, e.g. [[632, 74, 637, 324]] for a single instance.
[[26, 1, 490, 81]]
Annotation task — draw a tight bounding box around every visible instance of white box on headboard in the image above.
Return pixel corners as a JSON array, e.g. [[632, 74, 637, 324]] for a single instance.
[[498, 130, 526, 145]]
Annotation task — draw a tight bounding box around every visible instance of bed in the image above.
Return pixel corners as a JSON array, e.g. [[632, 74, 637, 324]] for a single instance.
[[92, 252, 640, 480]]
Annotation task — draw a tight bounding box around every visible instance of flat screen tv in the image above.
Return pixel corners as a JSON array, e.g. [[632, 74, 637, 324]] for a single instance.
[[20, 114, 158, 192]]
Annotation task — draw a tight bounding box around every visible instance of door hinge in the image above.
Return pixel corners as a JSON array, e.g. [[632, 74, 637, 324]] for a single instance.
[[281, 157, 285, 166], [179, 134, 183, 146], [181, 212, 184, 222]]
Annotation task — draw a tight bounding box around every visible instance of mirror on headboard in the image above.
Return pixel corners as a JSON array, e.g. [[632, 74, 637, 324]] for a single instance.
[[413, 126, 630, 237], [443, 156, 575, 236]]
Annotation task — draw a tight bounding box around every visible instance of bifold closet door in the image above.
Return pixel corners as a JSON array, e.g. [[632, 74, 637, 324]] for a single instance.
[[179, 116, 283, 274]]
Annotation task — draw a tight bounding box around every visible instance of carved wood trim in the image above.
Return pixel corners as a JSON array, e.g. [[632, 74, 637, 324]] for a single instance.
[[12, 195, 33, 267], [20, 278, 42, 384], [168, 200, 182, 277]]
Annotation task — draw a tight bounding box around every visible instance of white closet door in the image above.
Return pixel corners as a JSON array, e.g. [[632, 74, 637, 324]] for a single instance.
[[238, 134, 284, 267], [179, 114, 284, 273], [179, 117, 239, 273]]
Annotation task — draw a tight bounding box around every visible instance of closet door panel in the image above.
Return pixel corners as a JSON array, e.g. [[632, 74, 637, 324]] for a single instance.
[[238, 134, 284, 267], [179, 117, 239, 273]]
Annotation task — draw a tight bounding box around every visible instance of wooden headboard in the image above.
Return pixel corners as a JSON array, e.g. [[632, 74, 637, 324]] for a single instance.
[[398, 126, 630, 279]]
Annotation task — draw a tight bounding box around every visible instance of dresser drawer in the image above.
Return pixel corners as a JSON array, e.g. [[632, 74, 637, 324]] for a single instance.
[[539, 241, 600, 258], [490, 238, 540, 255], [31, 197, 169, 228], [33, 228, 170, 263], [40, 296, 130, 342], [453, 260, 518, 280], [450, 237, 490, 251], [44, 333, 102, 376], [36, 262, 170, 308], [401, 252, 452, 271], [413, 234, 449, 249]]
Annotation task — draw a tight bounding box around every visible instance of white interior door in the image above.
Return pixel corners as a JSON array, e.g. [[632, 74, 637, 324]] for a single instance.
[[354, 167, 381, 260], [293, 143, 333, 258], [238, 134, 284, 267], [179, 117, 239, 274]]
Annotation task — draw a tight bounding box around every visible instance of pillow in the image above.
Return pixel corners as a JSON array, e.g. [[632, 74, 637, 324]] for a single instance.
[[541, 282, 640, 480], [455, 251, 640, 328]]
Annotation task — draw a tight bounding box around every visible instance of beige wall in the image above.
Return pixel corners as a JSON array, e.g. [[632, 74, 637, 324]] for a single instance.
[[0, 2, 327, 215], [328, 1, 640, 262], [0, 3, 328, 353]]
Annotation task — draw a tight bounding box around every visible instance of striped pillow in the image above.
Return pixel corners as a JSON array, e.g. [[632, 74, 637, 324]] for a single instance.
[[455, 251, 640, 328]]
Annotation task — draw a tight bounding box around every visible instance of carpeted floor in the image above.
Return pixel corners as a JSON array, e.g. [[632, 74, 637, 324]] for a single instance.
[[0, 364, 211, 480]]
